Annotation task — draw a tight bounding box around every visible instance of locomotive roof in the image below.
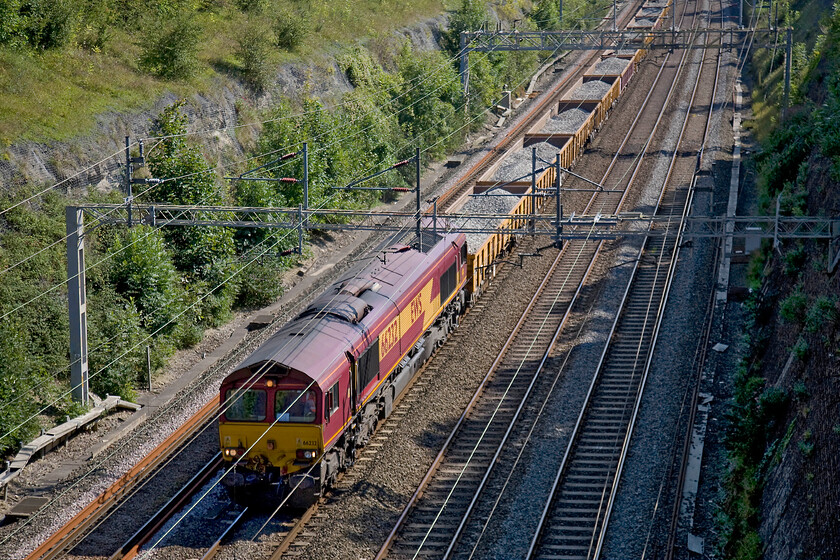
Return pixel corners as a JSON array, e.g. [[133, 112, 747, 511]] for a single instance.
[[232, 232, 464, 388]]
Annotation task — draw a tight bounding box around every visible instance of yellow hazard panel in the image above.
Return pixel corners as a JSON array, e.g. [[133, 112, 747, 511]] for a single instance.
[[220, 422, 322, 473]]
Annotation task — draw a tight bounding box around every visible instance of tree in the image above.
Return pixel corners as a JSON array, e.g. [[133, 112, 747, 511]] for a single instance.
[[139, 14, 202, 79], [109, 225, 183, 334], [442, 0, 489, 56], [147, 102, 236, 277]]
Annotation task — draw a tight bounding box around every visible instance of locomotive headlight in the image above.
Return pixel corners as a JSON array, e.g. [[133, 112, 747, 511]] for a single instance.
[[296, 449, 317, 460]]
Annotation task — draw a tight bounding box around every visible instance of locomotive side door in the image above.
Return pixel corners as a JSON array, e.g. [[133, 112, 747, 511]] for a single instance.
[[345, 351, 359, 415]]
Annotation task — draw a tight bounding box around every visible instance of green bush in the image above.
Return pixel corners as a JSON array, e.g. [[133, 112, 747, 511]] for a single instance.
[[783, 242, 806, 277], [109, 226, 183, 334], [791, 336, 809, 361], [87, 285, 146, 400], [236, 22, 274, 91], [237, 258, 285, 308], [442, 0, 489, 56], [804, 295, 838, 334], [273, 5, 307, 51], [139, 15, 202, 79], [396, 48, 464, 160], [148, 103, 236, 310], [0, 320, 52, 454], [778, 288, 807, 324], [236, 0, 268, 12], [530, 0, 561, 30]]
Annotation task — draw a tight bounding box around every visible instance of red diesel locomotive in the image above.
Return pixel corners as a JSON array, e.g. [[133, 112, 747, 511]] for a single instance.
[[219, 232, 468, 505]]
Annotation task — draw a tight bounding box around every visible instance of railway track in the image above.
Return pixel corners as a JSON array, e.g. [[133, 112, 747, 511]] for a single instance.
[[22, 400, 219, 560], [527, 6, 725, 560], [436, 3, 648, 214], [15, 2, 728, 559], [374, 0, 732, 557]]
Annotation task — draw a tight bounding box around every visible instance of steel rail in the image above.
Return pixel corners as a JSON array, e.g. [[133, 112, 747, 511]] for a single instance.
[[108, 453, 224, 560], [661, 2, 726, 555], [199, 507, 249, 560], [435, 0, 648, 214], [374, 245, 568, 559], [525, 2, 723, 557], [24, 399, 219, 560], [376, 10, 693, 558]]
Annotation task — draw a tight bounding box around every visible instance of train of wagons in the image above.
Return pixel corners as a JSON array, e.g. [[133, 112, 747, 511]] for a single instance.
[[218, 0, 670, 507]]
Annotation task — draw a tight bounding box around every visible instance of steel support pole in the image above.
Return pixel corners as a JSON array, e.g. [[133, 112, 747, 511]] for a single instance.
[[556, 155, 562, 249], [739, 0, 743, 27], [459, 33, 469, 96], [531, 147, 537, 234], [433, 199, 438, 239], [66, 206, 89, 404], [125, 136, 133, 228], [613, 0, 617, 31], [672, 0, 676, 38], [783, 27, 792, 120], [303, 142, 309, 211], [298, 203, 303, 256], [416, 148, 422, 249]]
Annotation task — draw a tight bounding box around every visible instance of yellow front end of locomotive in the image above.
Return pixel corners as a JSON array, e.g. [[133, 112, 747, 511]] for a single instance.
[[220, 422, 323, 475]]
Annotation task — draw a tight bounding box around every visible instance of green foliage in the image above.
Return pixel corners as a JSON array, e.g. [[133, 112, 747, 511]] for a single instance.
[[779, 287, 807, 325], [798, 429, 814, 456], [87, 285, 145, 399], [236, 21, 274, 92], [804, 295, 838, 333], [148, 102, 236, 284], [76, 0, 115, 50], [236, 0, 269, 12], [783, 242, 807, 277], [396, 48, 464, 160], [236, 258, 285, 308], [273, 4, 307, 51], [746, 247, 768, 290], [755, 113, 814, 212], [139, 14, 202, 79], [530, 0, 562, 30], [442, 0, 489, 56], [109, 226, 183, 334], [791, 335, 809, 361], [0, 0, 78, 50], [0, 320, 53, 454]]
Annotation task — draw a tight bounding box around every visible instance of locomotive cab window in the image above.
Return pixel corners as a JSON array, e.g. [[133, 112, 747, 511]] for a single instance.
[[275, 389, 317, 422], [224, 389, 266, 421], [460, 243, 467, 267], [325, 382, 340, 420]]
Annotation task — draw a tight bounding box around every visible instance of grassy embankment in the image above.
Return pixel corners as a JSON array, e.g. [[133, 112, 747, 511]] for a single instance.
[[0, 0, 447, 146]]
